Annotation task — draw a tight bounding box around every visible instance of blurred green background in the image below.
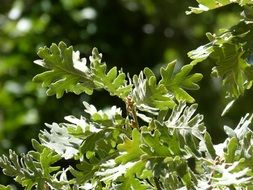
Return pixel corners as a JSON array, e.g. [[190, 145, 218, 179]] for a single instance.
[[0, 0, 252, 186]]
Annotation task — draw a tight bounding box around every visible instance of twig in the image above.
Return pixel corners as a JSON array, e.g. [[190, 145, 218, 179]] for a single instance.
[[154, 177, 162, 190]]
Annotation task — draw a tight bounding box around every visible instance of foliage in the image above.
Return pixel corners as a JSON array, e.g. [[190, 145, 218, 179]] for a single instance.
[[1, 0, 253, 189], [187, 0, 253, 14], [1, 0, 211, 159], [188, 0, 253, 113], [33, 42, 132, 100]]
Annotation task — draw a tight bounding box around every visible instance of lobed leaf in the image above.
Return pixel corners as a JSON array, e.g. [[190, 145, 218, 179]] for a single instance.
[[116, 129, 143, 164], [0, 185, 13, 190], [0, 149, 64, 190], [90, 48, 132, 100], [132, 69, 175, 113], [33, 42, 95, 98], [186, 0, 253, 15], [33, 42, 131, 100], [159, 60, 202, 103], [189, 29, 253, 111]]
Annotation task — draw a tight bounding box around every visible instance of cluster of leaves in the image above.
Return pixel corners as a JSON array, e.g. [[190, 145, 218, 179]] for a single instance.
[[33, 41, 201, 111], [0, 41, 201, 189], [0, 41, 253, 189], [188, 0, 253, 113], [186, 0, 253, 14], [2, 0, 198, 154], [1, 0, 253, 189]]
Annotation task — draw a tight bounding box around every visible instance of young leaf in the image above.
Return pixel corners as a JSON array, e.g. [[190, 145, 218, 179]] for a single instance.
[[40, 122, 83, 159], [159, 60, 203, 103], [83, 101, 125, 127], [90, 48, 132, 100], [164, 102, 205, 141], [186, 0, 252, 15], [33, 42, 131, 100], [0, 149, 63, 190], [33, 42, 95, 98], [132, 68, 175, 113], [211, 161, 253, 187], [211, 43, 252, 99], [0, 185, 13, 190], [116, 128, 143, 164], [224, 137, 238, 163], [233, 113, 253, 140], [203, 132, 217, 159]]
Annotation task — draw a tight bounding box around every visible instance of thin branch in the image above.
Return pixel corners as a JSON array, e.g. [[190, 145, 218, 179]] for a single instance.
[[154, 177, 162, 190]]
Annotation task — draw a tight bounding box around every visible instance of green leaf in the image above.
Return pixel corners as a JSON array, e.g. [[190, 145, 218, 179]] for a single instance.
[[33, 42, 95, 98], [40, 122, 83, 159], [83, 101, 125, 127], [165, 102, 205, 141], [203, 132, 217, 159], [142, 129, 173, 156], [119, 176, 149, 190], [90, 48, 132, 100], [188, 43, 214, 65], [211, 43, 252, 99], [159, 60, 203, 103], [116, 129, 143, 164], [132, 68, 176, 113], [0, 185, 13, 190], [70, 161, 98, 184], [186, 0, 249, 15], [33, 42, 131, 100], [40, 148, 61, 177], [152, 121, 183, 156], [189, 30, 253, 110], [0, 150, 49, 189], [174, 157, 195, 188], [224, 137, 238, 163], [79, 130, 107, 159]]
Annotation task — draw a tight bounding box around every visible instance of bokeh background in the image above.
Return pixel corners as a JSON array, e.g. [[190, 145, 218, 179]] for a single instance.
[[0, 0, 251, 186]]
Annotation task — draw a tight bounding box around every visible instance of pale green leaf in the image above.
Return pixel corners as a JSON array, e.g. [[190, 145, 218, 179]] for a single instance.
[[132, 69, 175, 113], [34, 42, 132, 100], [33, 42, 95, 98], [203, 132, 216, 159], [159, 60, 202, 103], [116, 129, 143, 164], [224, 137, 238, 163], [90, 48, 132, 100], [0, 185, 13, 190], [186, 0, 252, 15]]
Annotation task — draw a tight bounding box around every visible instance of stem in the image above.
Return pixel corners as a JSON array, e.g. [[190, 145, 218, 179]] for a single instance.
[[131, 106, 139, 129], [125, 96, 139, 129], [154, 177, 162, 190]]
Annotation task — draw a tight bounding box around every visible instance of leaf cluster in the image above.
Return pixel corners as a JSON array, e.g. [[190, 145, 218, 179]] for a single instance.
[[2, 0, 253, 189], [188, 1, 253, 113]]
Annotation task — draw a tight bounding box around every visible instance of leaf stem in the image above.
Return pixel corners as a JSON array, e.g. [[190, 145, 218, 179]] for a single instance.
[[154, 177, 162, 190], [126, 96, 139, 129]]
